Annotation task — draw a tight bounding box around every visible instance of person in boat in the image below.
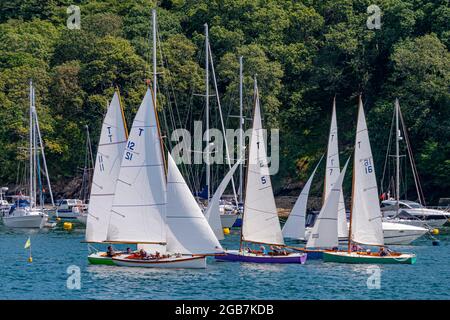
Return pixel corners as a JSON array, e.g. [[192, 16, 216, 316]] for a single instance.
[[260, 245, 267, 255], [379, 246, 389, 257], [331, 246, 339, 251], [365, 248, 371, 256], [155, 251, 161, 259], [139, 249, 147, 259], [106, 246, 115, 257], [126, 247, 132, 254]]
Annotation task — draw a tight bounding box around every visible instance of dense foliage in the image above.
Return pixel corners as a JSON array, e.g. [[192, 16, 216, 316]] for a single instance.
[[0, 0, 448, 203]]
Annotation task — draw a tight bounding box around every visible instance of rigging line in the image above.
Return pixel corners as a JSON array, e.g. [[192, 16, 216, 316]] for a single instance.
[[156, 26, 199, 194], [208, 43, 238, 205], [399, 106, 426, 205], [380, 106, 395, 194]]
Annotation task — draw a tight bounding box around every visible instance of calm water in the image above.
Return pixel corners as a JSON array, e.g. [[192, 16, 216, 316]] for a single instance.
[[0, 223, 449, 300]]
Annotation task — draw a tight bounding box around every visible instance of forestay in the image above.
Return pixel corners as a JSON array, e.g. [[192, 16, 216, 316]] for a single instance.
[[86, 92, 127, 242], [351, 97, 384, 246], [106, 88, 167, 244]]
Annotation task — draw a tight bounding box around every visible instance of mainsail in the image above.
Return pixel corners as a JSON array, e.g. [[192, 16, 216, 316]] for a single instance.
[[204, 159, 242, 240], [86, 91, 127, 242], [242, 84, 284, 246], [282, 156, 323, 240], [106, 88, 167, 244], [306, 158, 349, 249], [350, 97, 384, 246], [166, 153, 223, 254], [325, 99, 348, 238]]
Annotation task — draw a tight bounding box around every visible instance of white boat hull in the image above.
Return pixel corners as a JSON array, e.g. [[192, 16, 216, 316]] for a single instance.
[[305, 221, 427, 245], [3, 213, 47, 228], [220, 213, 238, 228], [383, 217, 447, 229], [112, 254, 207, 269]]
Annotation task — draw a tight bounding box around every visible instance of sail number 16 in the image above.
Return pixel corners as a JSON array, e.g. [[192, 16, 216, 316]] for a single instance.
[[363, 158, 373, 174]]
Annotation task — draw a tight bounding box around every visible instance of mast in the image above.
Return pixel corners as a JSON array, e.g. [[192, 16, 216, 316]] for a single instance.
[[208, 42, 238, 205], [29, 79, 33, 208], [347, 95, 361, 253], [395, 98, 400, 216], [204, 23, 210, 205], [152, 8, 157, 102], [239, 56, 244, 204], [33, 95, 55, 207], [239, 75, 257, 252]]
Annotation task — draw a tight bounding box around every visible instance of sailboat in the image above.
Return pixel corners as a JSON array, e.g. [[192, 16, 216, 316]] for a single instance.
[[323, 96, 416, 264], [3, 80, 54, 229], [85, 90, 128, 265], [110, 88, 223, 268], [215, 79, 307, 264], [380, 99, 448, 229]]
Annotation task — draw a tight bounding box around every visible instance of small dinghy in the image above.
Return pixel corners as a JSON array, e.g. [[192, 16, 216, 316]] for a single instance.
[[323, 97, 416, 264], [84, 90, 129, 265], [106, 88, 223, 269], [216, 79, 307, 265]]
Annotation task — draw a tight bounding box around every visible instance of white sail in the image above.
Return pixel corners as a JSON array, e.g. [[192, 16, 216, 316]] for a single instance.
[[282, 156, 323, 240], [351, 97, 384, 246], [86, 92, 127, 242], [242, 86, 284, 246], [306, 158, 349, 249], [205, 159, 242, 240], [166, 153, 223, 254], [325, 99, 348, 238], [106, 88, 167, 244]]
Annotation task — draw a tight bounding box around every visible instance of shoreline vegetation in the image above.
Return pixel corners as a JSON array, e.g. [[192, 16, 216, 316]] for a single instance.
[[0, 1, 449, 204]]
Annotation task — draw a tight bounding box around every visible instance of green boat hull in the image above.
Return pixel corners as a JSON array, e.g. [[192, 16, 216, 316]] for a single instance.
[[323, 252, 416, 264], [88, 254, 114, 265]]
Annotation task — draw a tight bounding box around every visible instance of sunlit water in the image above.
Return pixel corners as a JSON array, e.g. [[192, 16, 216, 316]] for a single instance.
[[0, 223, 449, 300]]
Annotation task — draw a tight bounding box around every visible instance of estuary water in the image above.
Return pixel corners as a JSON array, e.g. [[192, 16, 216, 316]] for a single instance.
[[0, 224, 449, 300]]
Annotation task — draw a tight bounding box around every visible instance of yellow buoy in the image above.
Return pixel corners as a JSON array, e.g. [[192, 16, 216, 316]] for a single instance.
[[431, 228, 439, 235], [223, 227, 230, 235], [63, 222, 73, 231], [28, 256, 33, 263]]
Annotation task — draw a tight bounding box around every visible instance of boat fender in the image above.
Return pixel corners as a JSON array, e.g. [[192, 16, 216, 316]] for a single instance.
[[431, 229, 439, 235], [63, 222, 73, 231]]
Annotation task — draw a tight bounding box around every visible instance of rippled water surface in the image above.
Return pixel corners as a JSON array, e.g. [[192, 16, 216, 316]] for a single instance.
[[0, 224, 449, 300]]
